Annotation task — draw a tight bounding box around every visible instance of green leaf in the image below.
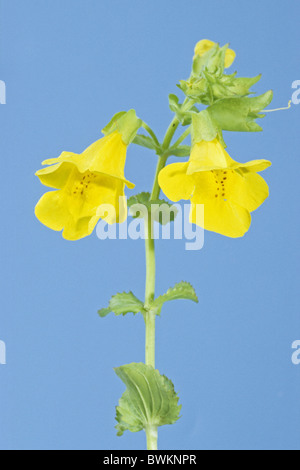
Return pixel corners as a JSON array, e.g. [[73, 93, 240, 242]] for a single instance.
[[169, 145, 191, 157], [115, 363, 181, 436], [128, 192, 151, 206], [168, 94, 180, 113], [98, 292, 145, 318], [128, 192, 178, 225], [132, 134, 159, 151], [168, 94, 198, 126], [152, 281, 198, 315]]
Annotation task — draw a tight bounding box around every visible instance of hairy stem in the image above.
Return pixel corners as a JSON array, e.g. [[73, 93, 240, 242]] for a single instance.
[[143, 99, 193, 450], [145, 213, 156, 367], [145, 425, 158, 451]]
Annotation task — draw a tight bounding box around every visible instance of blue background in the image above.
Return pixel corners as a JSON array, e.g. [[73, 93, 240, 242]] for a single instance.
[[0, 0, 299, 450]]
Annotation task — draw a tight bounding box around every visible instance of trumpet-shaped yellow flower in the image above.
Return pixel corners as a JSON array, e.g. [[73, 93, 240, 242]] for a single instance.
[[158, 139, 271, 238], [35, 130, 135, 240], [194, 39, 236, 69]]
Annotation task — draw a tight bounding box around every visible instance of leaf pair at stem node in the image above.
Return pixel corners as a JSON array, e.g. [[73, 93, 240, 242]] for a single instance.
[[98, 281, 198, 318]]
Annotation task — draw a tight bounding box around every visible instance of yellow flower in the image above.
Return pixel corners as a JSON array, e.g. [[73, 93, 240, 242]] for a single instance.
[[35, 130, 135, 240], [194, 39, 236, 68], [158, 139, 271, 238]]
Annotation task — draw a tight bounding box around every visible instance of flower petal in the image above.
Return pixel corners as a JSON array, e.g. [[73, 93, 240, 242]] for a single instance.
[[194, 39, 215, 56], [194, 39, 236, 68], [35, 190, 68, 232], [62, 214, 100, 241], [42, 151, 82, 167], [228, 171, 269, 212], [35, 162, 75, 189], [190, 192, 251, 238], [42, 132, 134, 188], [84, 132, 128, 179], [187, 139, 235, 173], [235, 159, 271, 173], [65, 174, 125, 222], [224, 48, 236, 68], [158, 163, 195, 202], [94, 178, 127, 225]]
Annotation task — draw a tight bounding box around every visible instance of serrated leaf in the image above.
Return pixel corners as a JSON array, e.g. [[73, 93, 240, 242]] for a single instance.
[[128, 192, 151, 210], [115, 363, 181, 436], [152, 281, 198, 315], [151, 201, 178, 225], [128, 192, 178, 225], [98, 307, 112, 318], [98, 292, 145, 318]]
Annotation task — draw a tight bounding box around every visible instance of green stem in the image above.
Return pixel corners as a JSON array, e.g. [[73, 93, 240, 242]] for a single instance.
[[141, 122, 160, 148], [144, 212, 157, 449], [144, 213, 156, 367], [150, 154, 168, 200], [170, 125, 191, 149], [143, 98, 194, 450], [145, 425, 158, 451]]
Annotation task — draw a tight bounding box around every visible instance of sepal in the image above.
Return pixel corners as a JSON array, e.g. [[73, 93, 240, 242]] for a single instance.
[[115, 363, 181, 436], [179, 73, 262, 105], [205, 73, 262, 102], [215, 74, 262, 98], [102, 111, 127, 135], [192, 42, 232, 77], [178, 78, 208, 101], [191, 110, 225, 146], [207, 90, 273, 132], [102, 109, 142, 145]]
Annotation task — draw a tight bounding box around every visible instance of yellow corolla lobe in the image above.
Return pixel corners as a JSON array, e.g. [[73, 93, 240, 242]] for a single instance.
[[35, 131, 134, 241], [158, 139, 271, 238]]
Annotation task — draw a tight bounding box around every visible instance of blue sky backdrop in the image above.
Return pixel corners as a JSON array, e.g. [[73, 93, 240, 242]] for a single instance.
[[0, 0, 299, 450]]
